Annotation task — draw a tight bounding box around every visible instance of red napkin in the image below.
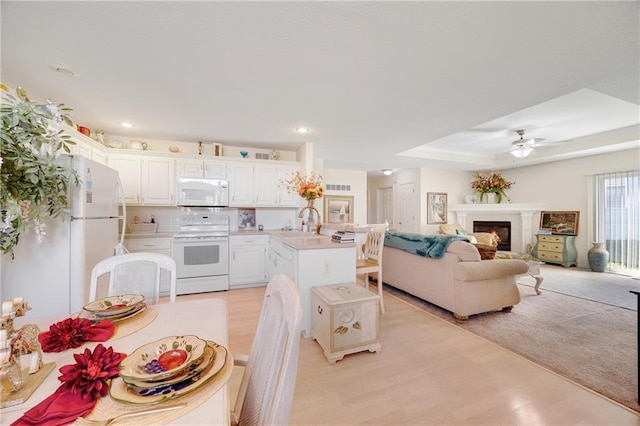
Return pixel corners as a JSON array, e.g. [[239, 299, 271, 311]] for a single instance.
[[38, 317, 115, 352], [11, 344, 126, 426]]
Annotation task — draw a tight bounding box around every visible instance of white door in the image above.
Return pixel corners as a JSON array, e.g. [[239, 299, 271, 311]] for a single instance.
[[398, 182, 415, 232], [377, 187, 393, 225]]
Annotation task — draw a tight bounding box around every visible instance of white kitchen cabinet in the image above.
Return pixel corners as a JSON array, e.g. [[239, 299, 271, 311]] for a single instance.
[[230, 235, 268, 288], [108, 154, 174, 205], [67, 127, 108, 165], [91, 149, 108, 165], [176, 159, 227, 179], [108, 154, 142, 204], [124, 237, 173, 297], [253, 164, 278, 206], [228, 161, 300, 207], [141, 157, 175, 205], [276, 164, 300, 207], [228, 162, 255, 206]]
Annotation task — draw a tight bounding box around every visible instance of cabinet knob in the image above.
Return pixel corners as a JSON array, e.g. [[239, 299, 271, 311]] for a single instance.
[[317, 306, 323, 314]]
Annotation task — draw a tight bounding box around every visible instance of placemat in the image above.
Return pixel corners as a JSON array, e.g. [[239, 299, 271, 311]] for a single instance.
[[0, 362, 56, 409], [79, 346, 233, 425], [109, 306, 157, 341]]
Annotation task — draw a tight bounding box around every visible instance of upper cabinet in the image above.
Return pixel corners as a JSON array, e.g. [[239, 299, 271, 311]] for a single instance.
[[142, 157, 175, 205], [176, 159, 227, 179], [108, 153, 174, 205], [228, 161, 299, 207], [108, 154, 142, 204]]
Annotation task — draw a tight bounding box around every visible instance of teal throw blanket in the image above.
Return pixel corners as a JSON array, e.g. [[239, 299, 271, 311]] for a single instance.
[[384, 232, 469, 259]]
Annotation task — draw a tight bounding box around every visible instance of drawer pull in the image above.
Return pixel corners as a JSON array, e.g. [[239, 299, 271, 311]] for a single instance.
[[317, 306, 323, 314]]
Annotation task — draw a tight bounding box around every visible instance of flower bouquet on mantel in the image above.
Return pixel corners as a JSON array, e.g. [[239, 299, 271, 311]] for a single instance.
[[471, 172, 514, 203]]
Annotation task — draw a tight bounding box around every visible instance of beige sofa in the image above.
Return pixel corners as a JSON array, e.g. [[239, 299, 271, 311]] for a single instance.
[[382, 240, 529, 322]]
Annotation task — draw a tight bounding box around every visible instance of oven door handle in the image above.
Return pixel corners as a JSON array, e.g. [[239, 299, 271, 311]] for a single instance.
[[174, 237, 229, 243]]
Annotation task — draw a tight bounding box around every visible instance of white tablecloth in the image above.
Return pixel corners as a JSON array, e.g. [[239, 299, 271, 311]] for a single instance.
[[1, 299, 229, 425]]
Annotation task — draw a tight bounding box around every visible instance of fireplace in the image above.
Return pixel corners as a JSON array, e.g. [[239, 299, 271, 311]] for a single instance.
[[473, 221, 511, 251]]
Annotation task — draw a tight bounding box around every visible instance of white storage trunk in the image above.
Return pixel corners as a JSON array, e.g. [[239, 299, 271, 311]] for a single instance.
[[311, 283, 381, 364]]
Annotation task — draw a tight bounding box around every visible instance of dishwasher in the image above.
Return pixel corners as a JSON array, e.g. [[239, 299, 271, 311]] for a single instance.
[[267, 238, 296, 281]]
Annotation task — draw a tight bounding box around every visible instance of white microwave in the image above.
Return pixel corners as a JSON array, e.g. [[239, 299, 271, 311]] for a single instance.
[[176, 178, 229, 207]]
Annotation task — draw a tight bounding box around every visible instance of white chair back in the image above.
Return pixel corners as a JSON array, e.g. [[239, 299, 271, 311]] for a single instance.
[[363, 229, 385, 264], [89, 252, 177, 304], [233, 274, 303, 426]]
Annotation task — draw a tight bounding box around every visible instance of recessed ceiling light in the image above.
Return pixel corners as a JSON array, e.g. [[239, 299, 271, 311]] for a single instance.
[[119, 122, 134, 128], [295, 127, 310, 134], [382, 169, 393, 176]]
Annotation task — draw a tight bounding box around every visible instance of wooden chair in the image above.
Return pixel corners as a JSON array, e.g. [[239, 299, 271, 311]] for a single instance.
[[356, 229, 386, 314], [89, 252, 177, 304], [231, 274, 303, 426]]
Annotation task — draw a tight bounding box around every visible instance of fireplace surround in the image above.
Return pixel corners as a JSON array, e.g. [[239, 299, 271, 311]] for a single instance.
[[449, 203, 545, 253]]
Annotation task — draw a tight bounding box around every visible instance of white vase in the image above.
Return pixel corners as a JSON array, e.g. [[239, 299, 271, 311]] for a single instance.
[[481, 193, 496, 204]]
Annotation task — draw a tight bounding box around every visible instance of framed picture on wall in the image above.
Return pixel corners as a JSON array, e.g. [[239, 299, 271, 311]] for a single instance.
[[324, 195, 354, 224], [427, 192, 447, 224], [539, 211, 579, 236]]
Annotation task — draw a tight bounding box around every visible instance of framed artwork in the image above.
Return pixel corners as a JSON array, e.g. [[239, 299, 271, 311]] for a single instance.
[[324, 195, 353, 224], [539, 211, 580, 236], [427, 192, 447, 224]]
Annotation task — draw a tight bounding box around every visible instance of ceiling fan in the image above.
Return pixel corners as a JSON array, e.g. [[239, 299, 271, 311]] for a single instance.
[[509, 129, 546, 158]]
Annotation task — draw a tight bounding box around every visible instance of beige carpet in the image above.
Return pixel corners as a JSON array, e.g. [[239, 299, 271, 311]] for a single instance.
[[384, 281, 639, 413]]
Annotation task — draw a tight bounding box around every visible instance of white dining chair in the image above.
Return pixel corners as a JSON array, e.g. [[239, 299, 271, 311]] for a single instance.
[[356, 228, 386, 314], [89, 252, 177, 304], [231, 274, 303, 426]]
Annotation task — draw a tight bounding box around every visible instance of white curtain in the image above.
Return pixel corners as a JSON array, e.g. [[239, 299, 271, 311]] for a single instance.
[[592, 170, 640, 274]]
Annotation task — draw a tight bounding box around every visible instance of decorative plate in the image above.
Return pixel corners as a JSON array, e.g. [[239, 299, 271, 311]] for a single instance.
[[123, 341, 216, 389], [109, 341, 231, 405], [118, 335, 207, 382], [78, 302, 147, 323], [83, 294, 145, 316]]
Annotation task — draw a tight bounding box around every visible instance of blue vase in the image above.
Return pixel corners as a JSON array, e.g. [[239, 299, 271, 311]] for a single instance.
[[588, 242, 609, 272]]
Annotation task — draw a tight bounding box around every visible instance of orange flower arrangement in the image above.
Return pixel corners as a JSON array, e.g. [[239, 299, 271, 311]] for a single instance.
[[282, 171, 324, 201]]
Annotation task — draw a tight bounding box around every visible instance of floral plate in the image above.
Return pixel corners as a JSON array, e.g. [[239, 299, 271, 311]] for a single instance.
[[109, 341, 231, 405], [123, 341, 216, 389], [83, 294, 145, 316], [78, 302, 147, 323], [118, 335, 207, 382]]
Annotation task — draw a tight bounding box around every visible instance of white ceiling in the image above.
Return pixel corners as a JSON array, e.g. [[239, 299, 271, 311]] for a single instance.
[[2, 1, 639, 175]]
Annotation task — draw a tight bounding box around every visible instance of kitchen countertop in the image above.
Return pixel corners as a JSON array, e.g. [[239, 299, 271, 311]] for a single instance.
[[269, 230, 356, 250]]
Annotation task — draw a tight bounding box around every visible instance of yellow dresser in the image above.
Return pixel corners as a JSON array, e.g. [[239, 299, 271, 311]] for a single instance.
[[533, 234, 577, 267]]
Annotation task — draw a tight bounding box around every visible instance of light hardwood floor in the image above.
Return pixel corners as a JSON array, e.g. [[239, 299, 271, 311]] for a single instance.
[[173, 284, 639, 425]]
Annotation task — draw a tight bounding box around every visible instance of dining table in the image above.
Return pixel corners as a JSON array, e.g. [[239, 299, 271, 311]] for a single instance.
[[1, 298, 231, 425]]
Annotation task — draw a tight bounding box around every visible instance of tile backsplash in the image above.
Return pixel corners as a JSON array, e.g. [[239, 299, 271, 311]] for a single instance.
[[124, 206, 298, 233]]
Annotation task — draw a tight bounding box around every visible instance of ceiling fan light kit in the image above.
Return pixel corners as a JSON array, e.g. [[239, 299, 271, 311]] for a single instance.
[[509, 129, 542, 158], [510, 146, 533, 158]]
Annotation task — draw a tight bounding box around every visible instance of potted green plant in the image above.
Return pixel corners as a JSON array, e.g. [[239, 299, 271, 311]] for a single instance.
[[0, 85, 78, 259]]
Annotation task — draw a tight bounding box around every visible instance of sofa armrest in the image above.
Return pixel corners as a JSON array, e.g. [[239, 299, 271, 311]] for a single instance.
[[446, 240, 481, 262], [454, 259, 529, 281]]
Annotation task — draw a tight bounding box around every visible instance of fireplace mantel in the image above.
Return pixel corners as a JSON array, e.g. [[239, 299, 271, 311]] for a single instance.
[[449, 203, 546, 214], [449, 204, 546, 253]]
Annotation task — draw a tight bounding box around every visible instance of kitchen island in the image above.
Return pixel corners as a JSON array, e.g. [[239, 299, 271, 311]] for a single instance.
[[267, 230, 357, 337]]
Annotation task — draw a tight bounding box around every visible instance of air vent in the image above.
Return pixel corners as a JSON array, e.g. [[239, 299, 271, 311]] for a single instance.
[[255, 153, 270, 160], [326, 184, 351, 192]]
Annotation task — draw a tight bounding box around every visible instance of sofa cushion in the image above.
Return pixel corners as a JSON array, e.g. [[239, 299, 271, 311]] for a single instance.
[[454, 259, 529, 281], [446, 241, 481, 262]]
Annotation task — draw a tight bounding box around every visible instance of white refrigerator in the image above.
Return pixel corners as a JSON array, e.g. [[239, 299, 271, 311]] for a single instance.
[[1, 156, 126, 317]]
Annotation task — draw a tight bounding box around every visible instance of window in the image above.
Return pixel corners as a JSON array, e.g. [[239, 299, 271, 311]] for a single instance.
[[592, 170, 640, 275]]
